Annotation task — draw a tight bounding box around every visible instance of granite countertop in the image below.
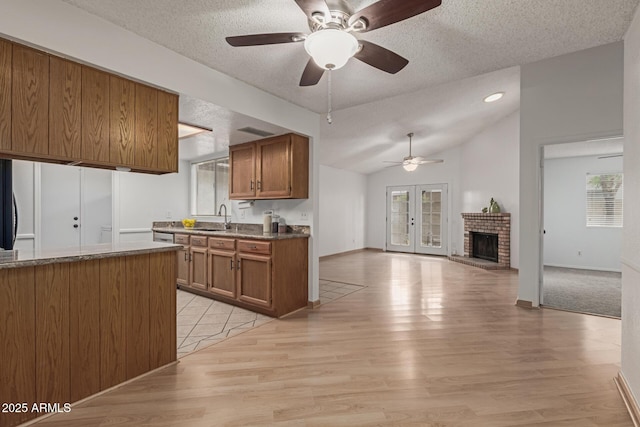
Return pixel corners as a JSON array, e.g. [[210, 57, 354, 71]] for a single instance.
[[152, 226, 310, 241], [0, 241, 182, 270]]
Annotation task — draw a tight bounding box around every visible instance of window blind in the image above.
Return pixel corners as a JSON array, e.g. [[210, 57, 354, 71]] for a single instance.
[[586, 173, 623, 227]]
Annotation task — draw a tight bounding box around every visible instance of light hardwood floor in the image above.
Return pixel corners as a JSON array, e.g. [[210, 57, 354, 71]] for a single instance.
[[31, 250, 632, 426]]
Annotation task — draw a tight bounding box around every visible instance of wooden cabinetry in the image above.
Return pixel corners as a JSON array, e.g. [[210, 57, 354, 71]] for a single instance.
[[175, 234, 190, 287], [0, 251, 177, 427], [176, 233, 308, 317], [229, 133, 309, 200], [0, 37, 179, 174], [208, 238, 236, 298]]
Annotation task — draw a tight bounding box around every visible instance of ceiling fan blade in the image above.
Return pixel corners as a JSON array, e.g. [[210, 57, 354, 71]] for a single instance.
[[294, 0, 331, 20], [383, 161, 403, 164], [226, 33, 306, 47], [354, 40, 409, 74], [349, 0, 441, 33], [416, 159, 444, 164], [300, 58, 325, 86]]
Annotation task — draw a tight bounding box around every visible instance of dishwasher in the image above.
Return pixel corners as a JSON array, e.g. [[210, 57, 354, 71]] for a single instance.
[[153, 231, 175, 243]]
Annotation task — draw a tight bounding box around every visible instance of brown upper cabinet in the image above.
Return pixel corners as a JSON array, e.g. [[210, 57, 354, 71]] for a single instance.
[[229, 133, 309, 200], [0, 37, 179, 174]]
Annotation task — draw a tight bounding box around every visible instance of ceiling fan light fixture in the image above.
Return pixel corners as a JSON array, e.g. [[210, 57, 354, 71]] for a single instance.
[[304, 29, 358, 70], [403, 162, 418, 172], [483, 92, 505, 103]]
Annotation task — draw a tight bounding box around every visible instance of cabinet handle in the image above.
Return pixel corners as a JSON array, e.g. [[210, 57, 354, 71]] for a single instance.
[[257, 180, 261, 190], [249, 245, 257, 249], [237, 260, 241, 270], [184, 252, 188, 261], [230, 260, 234, 270], [250, 180, 254, 190], [218, 242, 223, 246]]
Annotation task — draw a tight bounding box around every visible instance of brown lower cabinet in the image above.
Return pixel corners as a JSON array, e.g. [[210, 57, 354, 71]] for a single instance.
[[0, 251, 177, 427], [176, 234, 308, 317]]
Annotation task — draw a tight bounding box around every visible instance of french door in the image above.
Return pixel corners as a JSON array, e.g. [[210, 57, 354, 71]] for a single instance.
[[386, 184, 448, 255]]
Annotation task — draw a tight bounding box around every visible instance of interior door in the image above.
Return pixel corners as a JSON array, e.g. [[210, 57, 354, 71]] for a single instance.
[[416, 184, 448, 255], [41, 163, 82, 249], [386, 184, 448, 255], [386, 186, 416, 253]]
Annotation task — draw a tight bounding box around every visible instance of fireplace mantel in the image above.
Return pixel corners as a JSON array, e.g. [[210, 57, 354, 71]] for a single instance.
[[453, 213, 511, 270]]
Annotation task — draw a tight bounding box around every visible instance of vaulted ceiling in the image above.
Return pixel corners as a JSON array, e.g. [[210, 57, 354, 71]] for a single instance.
[[62, 0, 638, 173]]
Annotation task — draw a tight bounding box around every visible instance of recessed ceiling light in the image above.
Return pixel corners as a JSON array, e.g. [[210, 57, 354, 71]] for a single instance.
[[178, 122, 212, 139], [484, 92, 505, 103]]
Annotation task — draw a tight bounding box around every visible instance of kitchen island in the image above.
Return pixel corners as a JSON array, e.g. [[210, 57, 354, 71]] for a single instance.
[[153, 224, 309, 318], [0, 242, 180, 427]]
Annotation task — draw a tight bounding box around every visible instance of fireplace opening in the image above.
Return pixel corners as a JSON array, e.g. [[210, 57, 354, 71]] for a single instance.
[[471, 232, 498, 262]]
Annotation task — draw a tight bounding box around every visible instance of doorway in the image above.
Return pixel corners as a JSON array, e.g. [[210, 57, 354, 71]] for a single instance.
[[41, 163, 112, 249], [386, 184, 448, 255], [540, 139, 623, 317]]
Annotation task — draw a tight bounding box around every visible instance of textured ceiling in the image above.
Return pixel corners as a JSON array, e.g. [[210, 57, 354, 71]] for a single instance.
[[62, 0, 638, 113], [60, 0, 638, 174]]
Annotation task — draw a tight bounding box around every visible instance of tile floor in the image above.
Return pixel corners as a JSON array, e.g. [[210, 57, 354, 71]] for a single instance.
[[176, 280, 365, 357]]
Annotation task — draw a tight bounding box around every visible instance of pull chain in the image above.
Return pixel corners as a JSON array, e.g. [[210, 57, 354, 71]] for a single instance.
[[326, 68, 333, 124]]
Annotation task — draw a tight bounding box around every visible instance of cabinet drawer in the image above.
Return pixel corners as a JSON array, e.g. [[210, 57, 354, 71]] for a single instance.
[[190, 236, 208, 247], [209, 238, 235, 251], [174, 234, 190, 245], [237, 240, 271, 255]]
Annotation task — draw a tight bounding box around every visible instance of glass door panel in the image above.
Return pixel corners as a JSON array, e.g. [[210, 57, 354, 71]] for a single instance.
[[416, 184, 448, 255], [386, 187, 415, 252]]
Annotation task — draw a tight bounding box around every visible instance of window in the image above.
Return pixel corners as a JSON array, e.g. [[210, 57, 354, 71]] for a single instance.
[[586, 173, 623, 227], [191, 157, 229, 216]]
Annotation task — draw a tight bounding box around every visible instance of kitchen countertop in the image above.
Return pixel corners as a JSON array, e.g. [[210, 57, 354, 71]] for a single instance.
[[152, 227, 310, 241], [0, 241, 182, 269]]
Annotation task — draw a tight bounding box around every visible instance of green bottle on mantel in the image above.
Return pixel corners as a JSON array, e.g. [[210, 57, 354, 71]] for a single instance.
[[489, 198, 501, 213]]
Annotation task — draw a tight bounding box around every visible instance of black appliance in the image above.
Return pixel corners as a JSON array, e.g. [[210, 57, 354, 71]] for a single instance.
[[1, 159, 17, 250]]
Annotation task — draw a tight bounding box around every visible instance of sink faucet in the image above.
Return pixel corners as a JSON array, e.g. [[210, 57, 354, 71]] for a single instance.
[[218, 204, 231, 229]]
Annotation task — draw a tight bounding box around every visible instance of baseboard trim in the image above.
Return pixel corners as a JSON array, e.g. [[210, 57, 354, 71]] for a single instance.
[[615, 372, 640, 427], [515, 299, 539, 309], [319, 248, 381, 261], [308, 299, 321, 309]]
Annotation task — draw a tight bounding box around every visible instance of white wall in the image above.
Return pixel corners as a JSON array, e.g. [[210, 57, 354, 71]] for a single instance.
[[366, 146, 461, 251], [543, 155, 622, 271], [622, 4, 640, 411], [82, 168, 112, 245], [12, 160, 36, 251], [115, 161, 190, 242], [519, 42, 624, 305], [318, 165, 367, 257], [459, 111, 520, 268]]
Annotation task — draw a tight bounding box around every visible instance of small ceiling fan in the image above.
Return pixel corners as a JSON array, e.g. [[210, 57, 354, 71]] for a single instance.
[[384, 133, 443, 171], [226, 0, 442, 86]]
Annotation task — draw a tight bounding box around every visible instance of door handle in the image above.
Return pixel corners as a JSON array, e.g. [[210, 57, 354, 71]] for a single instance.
[[250, 181, 254, 190], [73, 216, 78, 221], [73, 224, 79, 229], [230, 260, 234, 270]]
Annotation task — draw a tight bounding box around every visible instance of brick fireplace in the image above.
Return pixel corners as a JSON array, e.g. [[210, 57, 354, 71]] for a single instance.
[[450, 213, 511, 270]]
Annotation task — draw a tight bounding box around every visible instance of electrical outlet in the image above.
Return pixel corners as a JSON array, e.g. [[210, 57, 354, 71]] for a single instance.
[[300, 212, 309, 221], [239, 209, 245, 219], [165, 211, 172, 219]]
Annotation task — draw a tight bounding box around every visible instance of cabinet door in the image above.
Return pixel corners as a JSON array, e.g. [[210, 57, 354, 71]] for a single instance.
[[12, 44, 49, 155], [0, 39, 11, 151], [157, 91, 178, 172], [229, 142, 256, 199], [109, 76, 135, 166], [81, 67, 110, 162], [237, 253, 271, 308], [209, 250, 236, 298], [256, 135, 291, 198], [134, 83, 158, 169], [49, 57, 81, 159], [190, 247, 208, 291], [176, 248, 190, 287]]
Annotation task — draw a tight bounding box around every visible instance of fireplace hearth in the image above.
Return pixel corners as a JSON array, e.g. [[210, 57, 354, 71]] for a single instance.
[[450, 213, 511, 270]]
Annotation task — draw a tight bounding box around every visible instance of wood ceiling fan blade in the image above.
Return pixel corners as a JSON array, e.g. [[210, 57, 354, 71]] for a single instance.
[[354, 40, 409, 74], [349, 0, 442, 33], [300, 58, 325, 86], [294, 0, 331, 19], [226, 33, 306, 47]]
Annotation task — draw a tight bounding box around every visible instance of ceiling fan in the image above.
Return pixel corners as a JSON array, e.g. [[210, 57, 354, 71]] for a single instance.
[[226, 0, 442, 86], [384, 133, 443, 171]]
